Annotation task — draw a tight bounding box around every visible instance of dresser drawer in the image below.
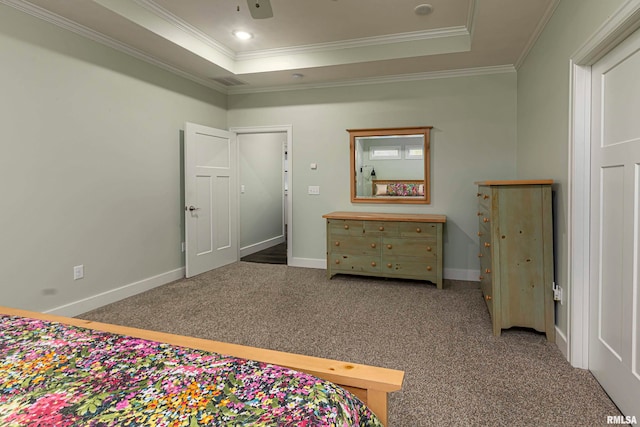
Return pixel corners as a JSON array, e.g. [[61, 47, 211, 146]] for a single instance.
[[382, 237, 437, 257], [330, 236, 380, 255], [363, 221, 399, 236], [328, 219, 364, 236], [398, 222, 437, 237], [382, 255, 438, 280], [330, 253, 381, 274]]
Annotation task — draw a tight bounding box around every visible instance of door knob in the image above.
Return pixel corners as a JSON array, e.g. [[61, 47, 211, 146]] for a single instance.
[[187, 205, 200, 211]]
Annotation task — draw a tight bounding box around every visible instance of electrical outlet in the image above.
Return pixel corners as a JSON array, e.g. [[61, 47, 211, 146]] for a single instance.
[[73, 265, 84, 280], [308, 185, 320, 195]]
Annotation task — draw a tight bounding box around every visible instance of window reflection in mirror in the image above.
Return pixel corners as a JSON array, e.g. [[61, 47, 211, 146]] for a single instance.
[[349, 127, 431, 204]]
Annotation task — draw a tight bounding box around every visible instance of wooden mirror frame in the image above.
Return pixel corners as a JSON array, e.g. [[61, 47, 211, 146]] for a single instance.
[[349, 126, 432, 204]]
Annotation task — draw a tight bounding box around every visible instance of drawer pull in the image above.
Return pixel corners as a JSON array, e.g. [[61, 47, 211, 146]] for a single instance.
[[485, 268, 491, 274], [478, 253, 483, 258], [371, 261, 377, 267], [426, 266, 432, 271], [416, 227, 421, 233], [387, 263, 392, 268], [335, 241, 340, 246], [344, 225, 349, 230], [477, 193, 482, 197], [479, 275, 484, 280], [477, 212, 483, 216], [370, 243, 376, 248], [484, 242, 491, 248], [335, 259, 340, 264], [477, 231, 483, 236], [426, 246, 432, 252], [483, 218, 490, 223], [387, 244, 392, 250], [378, 226, 384, 231], [484, 194, 490, 200], [485, 295, 492, 301]]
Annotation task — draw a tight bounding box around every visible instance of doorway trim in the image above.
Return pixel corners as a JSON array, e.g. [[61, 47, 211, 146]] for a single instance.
[[568, 0, 640, 368], [231, 124, 293, 266]]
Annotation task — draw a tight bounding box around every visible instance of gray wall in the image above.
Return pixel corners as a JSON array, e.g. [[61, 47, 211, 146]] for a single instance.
[[228, 72, 518, 277], [516, 0, 626, 341], [0, 4, 226, 313]]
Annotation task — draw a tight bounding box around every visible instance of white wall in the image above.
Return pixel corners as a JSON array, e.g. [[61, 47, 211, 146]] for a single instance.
[[228, 72, 518, 278], [0, 4, 227, 314], [239, 132, 285, 255], [516, 0, 626, 343]]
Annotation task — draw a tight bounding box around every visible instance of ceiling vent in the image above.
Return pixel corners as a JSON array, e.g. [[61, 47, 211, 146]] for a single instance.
[[210, 76, 248, 87]]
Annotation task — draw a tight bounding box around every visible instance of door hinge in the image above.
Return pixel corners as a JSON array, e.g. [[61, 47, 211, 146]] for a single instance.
[[552, 282, 563, 304]]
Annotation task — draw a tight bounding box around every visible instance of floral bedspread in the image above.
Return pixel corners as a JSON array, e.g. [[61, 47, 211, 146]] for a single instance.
[[0, 315, 382, 426]]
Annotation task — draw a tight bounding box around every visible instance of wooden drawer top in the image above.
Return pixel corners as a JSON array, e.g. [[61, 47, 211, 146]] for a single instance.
[[475, 179, 553, 186], [323, 211, 446, 223]]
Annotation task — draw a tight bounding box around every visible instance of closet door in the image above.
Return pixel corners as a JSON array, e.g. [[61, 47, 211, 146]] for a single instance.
[[589, 27, 640, 417]]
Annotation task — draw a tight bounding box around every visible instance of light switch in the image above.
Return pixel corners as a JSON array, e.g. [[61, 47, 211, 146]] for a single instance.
[[310, 163, 318, 170], [241, 185, 245, 193], [308, 186, 320, 195]]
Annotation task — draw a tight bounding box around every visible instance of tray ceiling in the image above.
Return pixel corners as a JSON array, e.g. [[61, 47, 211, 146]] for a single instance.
[[4, 0, 558, 93]]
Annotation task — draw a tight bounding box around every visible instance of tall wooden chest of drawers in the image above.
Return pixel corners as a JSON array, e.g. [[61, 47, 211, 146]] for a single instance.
[[322, 212, 446, 288], [476, 180, 555, 341]]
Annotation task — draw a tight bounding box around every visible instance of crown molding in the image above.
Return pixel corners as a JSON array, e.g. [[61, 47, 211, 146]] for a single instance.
[[571, 0, 640, 65], [514, 0, 561, 69], [235, 26, 470, 61], [228, 65, 516, 95], [133, 0, 235, 59]]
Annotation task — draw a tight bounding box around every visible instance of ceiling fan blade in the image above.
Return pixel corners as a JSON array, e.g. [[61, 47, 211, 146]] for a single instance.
[[246, 0, 273, 19]]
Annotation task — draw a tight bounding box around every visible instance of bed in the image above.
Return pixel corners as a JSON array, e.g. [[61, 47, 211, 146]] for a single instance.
[[372, 179, 424, 198], [0, 306, 403, 426]]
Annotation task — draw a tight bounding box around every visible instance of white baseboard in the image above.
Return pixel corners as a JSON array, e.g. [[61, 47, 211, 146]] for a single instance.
[[444, 268, 480, 282], [45, 268, 185, 317], [289, 257, 326, 269], [555, 325, 568, 360], [240, 235, 285, 257]]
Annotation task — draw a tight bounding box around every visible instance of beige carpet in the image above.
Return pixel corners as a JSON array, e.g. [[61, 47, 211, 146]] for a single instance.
[[80, 262, 621, 426]]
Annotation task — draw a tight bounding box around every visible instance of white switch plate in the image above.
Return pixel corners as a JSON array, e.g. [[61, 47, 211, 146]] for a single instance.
[[308, 185, 320, 195], [73, 265, 84, 280]]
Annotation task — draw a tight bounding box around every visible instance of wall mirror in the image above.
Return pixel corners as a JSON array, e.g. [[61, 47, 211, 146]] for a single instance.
[[349, 126, 432, 204]]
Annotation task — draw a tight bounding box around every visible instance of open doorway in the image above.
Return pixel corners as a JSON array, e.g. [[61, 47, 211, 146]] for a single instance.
[[234, 126, 291, 265]]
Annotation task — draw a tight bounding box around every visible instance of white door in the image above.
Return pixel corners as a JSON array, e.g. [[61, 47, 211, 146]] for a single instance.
[[590, 27, 640, 417], [184, 122, 237, 278]]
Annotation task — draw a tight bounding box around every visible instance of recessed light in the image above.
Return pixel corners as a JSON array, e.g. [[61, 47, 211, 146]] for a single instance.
[[414, 4, 433, 16], [233, 30, 253, 40]]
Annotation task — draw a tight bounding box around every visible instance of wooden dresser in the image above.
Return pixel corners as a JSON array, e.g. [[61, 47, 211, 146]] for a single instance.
[[322, 212, 446, 288], [475, 180, 555, 341]]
